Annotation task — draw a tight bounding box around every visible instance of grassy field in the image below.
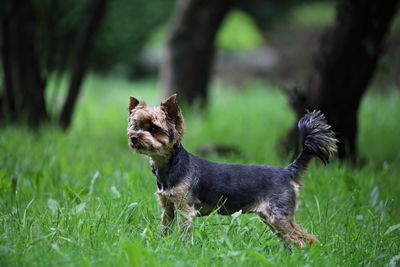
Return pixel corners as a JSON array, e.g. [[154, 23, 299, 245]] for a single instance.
[[1, 76, 399, 266]]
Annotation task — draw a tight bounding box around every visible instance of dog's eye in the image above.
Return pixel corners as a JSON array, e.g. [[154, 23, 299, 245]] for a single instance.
[[148, 125, 159, 134]]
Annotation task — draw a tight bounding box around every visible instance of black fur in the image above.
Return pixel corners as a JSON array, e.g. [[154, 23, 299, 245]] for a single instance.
[[151, 110, 337, 216], [153, 144, 294, 216], [287, 110, 337, 181]]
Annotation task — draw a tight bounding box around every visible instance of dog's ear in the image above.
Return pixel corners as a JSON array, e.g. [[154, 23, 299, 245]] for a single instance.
[[129, 96, 139, 111], [161, 94, 184, 137], [129, 96, 145, 114], [161, 94, 180, 118]]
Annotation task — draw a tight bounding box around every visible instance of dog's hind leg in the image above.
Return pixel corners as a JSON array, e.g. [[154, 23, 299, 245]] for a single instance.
[[273, 219, 316, 248], [293, 221, 316, 245], [259, 210, 316, 248]]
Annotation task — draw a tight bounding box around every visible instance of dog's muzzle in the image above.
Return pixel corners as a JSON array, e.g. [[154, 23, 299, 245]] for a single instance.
[[130, 135, 138, 144]]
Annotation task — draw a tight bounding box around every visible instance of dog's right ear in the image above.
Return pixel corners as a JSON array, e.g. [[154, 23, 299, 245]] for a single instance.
[[129, 96, 140, 114]]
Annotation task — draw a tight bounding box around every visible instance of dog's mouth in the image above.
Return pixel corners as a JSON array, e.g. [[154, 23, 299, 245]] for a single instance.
[[130, 142, 144, 150], [131, 143, 164, 157], [130, 142, 153, 155]]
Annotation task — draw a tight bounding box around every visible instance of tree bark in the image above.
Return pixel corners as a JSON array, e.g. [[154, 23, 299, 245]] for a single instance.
[[284, 0, 398, 162], [161, 0, 233, 105], [0, 0, 47, 126], [59, 0, 108, 129]]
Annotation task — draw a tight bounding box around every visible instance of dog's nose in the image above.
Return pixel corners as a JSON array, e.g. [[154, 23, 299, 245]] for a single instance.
[[130, 135, 138, 143]]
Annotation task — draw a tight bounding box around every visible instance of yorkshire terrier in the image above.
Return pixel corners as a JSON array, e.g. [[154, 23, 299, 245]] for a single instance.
[[127, 94, 337, 248]]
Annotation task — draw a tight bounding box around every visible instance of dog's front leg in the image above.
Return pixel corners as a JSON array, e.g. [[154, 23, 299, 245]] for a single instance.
[[161, 205, 175, 234], [176, 203, 196, 232], [158, 194, 175, 234]]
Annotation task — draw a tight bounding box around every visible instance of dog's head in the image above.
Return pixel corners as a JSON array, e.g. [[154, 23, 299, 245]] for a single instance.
[[127, 94, 184, 157]]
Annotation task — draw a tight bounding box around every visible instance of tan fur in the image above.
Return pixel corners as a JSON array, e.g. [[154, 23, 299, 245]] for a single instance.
[[272, 220, 316, 248], [244, 181, 315, 248], [156, 180, 191, 207], [257, 212, 316, 248], [156, 180, 195, 232], [291, 180, 301, 211]]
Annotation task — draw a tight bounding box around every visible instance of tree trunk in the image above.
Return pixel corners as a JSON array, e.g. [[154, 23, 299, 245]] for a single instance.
[[284, 0, 398, 162], [161, 0, 233, 105], [59, 0, 108, 129], [0, 0, 47, 127]]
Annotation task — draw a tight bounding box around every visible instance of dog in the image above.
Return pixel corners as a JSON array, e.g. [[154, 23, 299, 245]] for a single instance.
[[127, 94, 337, 248]]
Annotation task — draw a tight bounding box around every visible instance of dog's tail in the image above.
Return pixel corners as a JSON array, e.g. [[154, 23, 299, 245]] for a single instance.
[[287, 110, 338, 181]]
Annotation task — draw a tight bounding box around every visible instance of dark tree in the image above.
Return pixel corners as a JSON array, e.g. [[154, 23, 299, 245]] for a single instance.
[[60, 0, 108, 129], [0, 0, 108, 129], [0, 0, 47, 126], [161, 0, 234, 105], [163, 0, 399, 161], [284, 0, 399, 161], [162, 0, 310, 105]]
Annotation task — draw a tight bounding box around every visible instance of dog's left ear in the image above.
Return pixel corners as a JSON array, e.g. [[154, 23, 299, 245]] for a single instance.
[[161, 94, 184, 137], [129, 96, 147, 115]]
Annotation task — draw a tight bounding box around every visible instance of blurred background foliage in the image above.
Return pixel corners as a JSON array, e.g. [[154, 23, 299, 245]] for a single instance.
[[1, 0, 399, 153], [91, 0, 174, 77], [34, 0, 87, 76], [31, 0, 400, 83], [32, 0, 174, 78], [31, 0, 336, 77], [27, 0, 399, 83]]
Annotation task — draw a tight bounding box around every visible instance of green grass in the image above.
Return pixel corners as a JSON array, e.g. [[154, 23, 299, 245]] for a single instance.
[[1, 76, 400, 266]]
